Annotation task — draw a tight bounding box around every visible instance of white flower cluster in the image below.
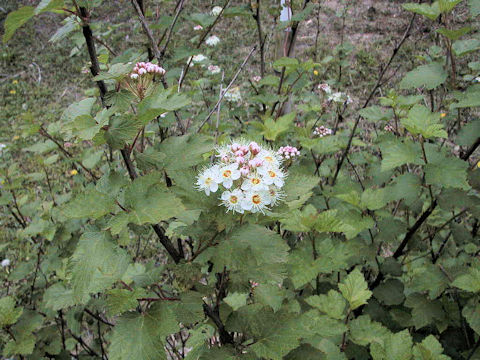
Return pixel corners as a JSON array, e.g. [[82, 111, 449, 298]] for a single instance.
[[224, 86, 242, 102], [384, 124, 394, 132], [130, 62, 165, 79], [277, 146, 300, 160], [196, 141, 286, 214], [318, 83, 352, 105], [188, 54, 208, 67], [1, 259, 10, 267], [206, 35, 220, 46], [208, 65, 221, 74], [313, 125, 333, 137], [211, 6, 223, 16]]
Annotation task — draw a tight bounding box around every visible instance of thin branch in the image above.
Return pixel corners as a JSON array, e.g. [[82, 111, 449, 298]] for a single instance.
[[197, 46, 257, 132], [331, 12, 416, 186], [158, 0, 186, 60]]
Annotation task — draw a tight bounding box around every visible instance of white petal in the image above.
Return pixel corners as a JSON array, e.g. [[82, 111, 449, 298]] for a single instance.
[[223, 179, 233, 189], [210, 182, 218, 193]]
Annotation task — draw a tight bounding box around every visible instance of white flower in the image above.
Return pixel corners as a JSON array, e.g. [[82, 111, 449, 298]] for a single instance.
[[193, 25, 203, 31], [211, 6, 223, 16], [318, 83, 332, 94], [1, 259, 10, 267], [196, 166, 222, 195], [0, 143, 6, 151], [220, 189, 244, 213], [219, 164, 241, 188], [241, 190, 270, 213], [189, 54, 207, 66], [205, 35, 220, 46], [266, 186, 285, 206], [208, 65, 221, 74], [241, 173, 268, 192], [328, 92, 343, 103], [257, 149, 281, 168], [258, 166, 285, 187], [475, 76, 480, 83], [223, 86, 242, 102]]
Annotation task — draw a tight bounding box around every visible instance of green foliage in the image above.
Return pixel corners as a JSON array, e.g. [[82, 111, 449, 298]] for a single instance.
[[1, 1, 478, 359]]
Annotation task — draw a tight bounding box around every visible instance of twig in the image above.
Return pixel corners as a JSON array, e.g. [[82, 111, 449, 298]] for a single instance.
[[197, 46, 256, 132], [158, 0, 186, 60], [331, 12, 416, 186]]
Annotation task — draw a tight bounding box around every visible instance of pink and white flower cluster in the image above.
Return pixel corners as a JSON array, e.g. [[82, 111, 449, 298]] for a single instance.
[[130, 62, 166, 79], [313, 125, 333, 137], [277, 146, 300, 160], [196, 141, 287, 214]]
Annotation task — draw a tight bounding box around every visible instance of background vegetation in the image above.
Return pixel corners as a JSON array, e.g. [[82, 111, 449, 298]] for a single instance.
[[1, 0, 480, 359]]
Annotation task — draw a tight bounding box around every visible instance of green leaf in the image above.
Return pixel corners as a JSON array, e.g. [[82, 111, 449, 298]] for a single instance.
[[62, 188, 116, 219], [43, 283, 76, 310], [338, 269, 372, 310], [35, 0, 63, 14], [402, 2, 440, 20], [137, 88, 191, 124], [373, 279, 405, 305], [158, 134, 213, 171], [123, 173, 185, 225], [413, 335, 451, 360], [399, 62, 447, 90], [370, 329, 413, 360], [273, 57, 299, 68], [49, 16, 78, 42], [3, 6, 35, 43], [105, 114, 142, 150], [3, 336, 35, 357], [109, 302, 178, 360], [402, 104, 447, 139], [463, 299, 480, 334], [380, 138, 423, 171], [358, 106, 393, 122], [361, 188, 388, 211], [224, 292, 249, 311], [0, 296, 23, 327], [452, 38, 480, 56], [93, 63, 132, 81], [70, 231, 129, 303], [349, 315, 390, 346], [62, 97, 96, 123], [404, 293, 445, 330], [438, 0, 463, 13], [305, 290, 346, 320], [261, 112, 295, 141], [425, 155, 470, 190], [106, 288, 147, 316], [254, 283, 286, 312], [451, 88, 480, 108], [436, 27, 472, 41], [249, 310, 305, 360], [452, 267, 480, 292]]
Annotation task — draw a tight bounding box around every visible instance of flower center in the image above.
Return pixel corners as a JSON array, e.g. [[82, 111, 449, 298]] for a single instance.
[[265, 156, 273, 162], [269, 189, 276, 196], [252, 178, 260, 185], [268, 170, 276, 178], [223, 170, 232, 178], [252, 195, 261, 204], [205, 177, 212, 185], [230, 195, 238, 204]]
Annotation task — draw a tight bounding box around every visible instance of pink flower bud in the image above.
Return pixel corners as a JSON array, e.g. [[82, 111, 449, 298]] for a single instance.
[[234, 150, 244, 157], [240, 145, 249, 155], [236, 156, 245, 165], [240, 166, 250, 176], [231, 143, 240, 152], [221, 155, 229, 162], [249, 141, 260, 155]]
